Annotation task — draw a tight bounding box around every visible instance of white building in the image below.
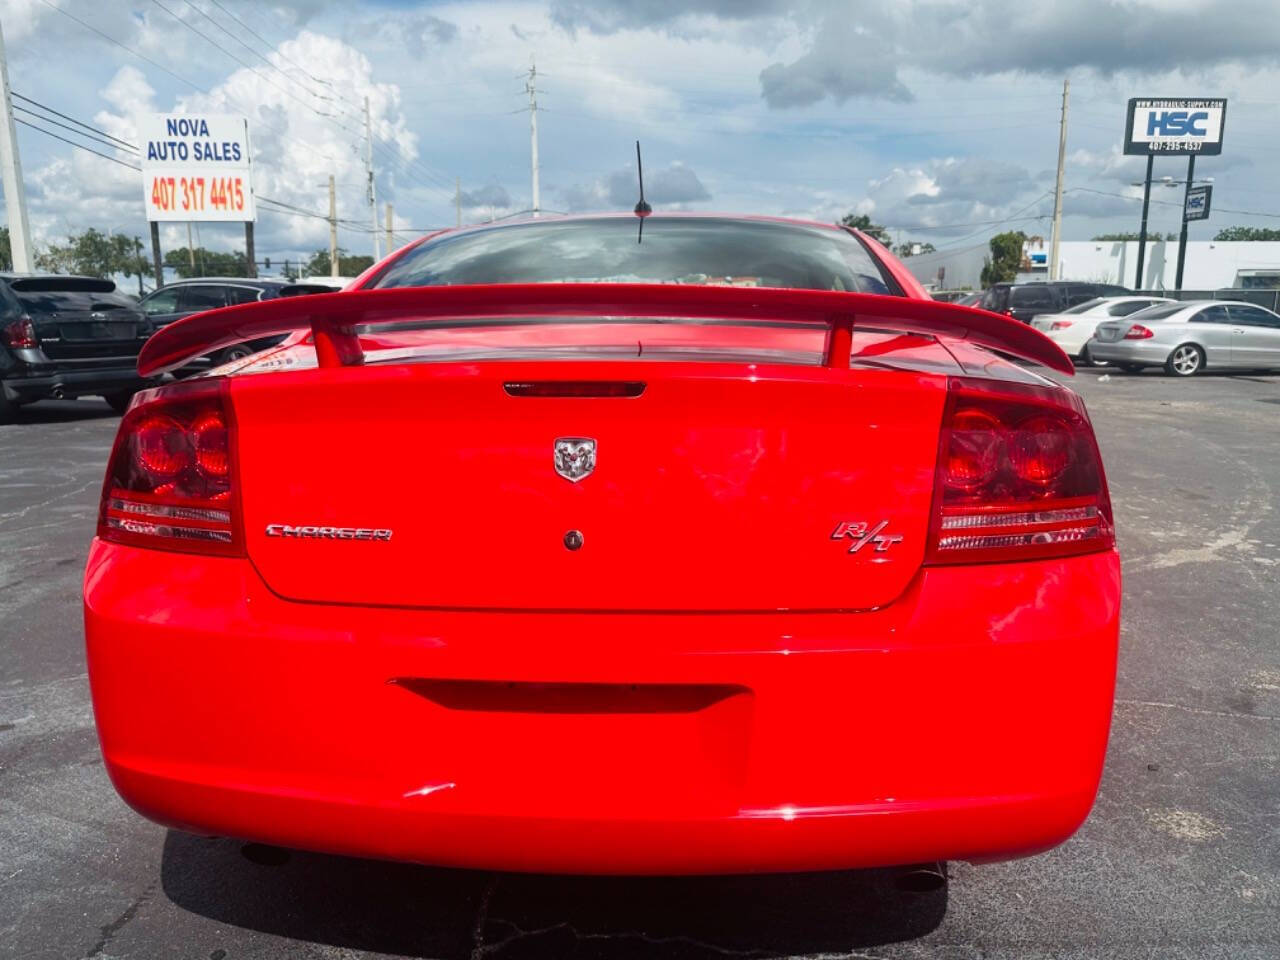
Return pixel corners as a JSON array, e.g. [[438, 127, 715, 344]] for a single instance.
[[905, 241, 1280, 292]]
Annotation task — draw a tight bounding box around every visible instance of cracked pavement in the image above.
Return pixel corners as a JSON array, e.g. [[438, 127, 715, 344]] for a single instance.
[[2, 369, 1278, 960]]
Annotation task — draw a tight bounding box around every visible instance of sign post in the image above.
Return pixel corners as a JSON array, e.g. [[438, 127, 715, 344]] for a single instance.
[[1135, 155, 1154, 289], [1175, 155, 1196, 291], [138, 114, 255, 280], [1124, 98, 1225, 291]]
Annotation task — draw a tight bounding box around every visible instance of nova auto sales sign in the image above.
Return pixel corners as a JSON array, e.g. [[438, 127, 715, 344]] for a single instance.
[[139, 114, 255, 221], [1124, 98, 1227, 155]]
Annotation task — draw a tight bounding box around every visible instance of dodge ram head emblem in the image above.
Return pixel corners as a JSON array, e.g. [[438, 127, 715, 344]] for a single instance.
[[831, 520, 903, 554], [554, 437, 596, 482]]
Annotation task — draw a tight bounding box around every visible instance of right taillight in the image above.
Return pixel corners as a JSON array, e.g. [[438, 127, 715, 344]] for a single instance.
[[926, 377, 1114, 565], [97, 379, 243, 556], [1124, 324, 1154, 339], [4, 316, 37, 348]]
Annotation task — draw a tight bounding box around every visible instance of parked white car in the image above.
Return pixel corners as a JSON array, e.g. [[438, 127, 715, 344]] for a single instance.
[[1032, 296, 1173, 364]]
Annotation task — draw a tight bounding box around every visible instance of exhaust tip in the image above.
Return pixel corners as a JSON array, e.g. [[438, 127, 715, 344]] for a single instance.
[[894, 863, 947, 893], [51, 385, 65, 399]]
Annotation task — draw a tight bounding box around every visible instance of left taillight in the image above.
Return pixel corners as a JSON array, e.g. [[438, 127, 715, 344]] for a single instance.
[[3, 316, 37, 348], [97, 379, 243, 557], [925, 377, 1115, 565]]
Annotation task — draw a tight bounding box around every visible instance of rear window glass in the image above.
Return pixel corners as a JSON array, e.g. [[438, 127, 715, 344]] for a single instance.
[[1108, 300, 1157, 317], [1011, 286, 1054, 307], [1129, 302, 1185, 321], [11, 284, 136, 314], [9, 277, 115, 294], [981, 287, 1009, 311], [1062, 297, 1104, 315], [225, 286, 265, 305], [371, 217, 897, 295]]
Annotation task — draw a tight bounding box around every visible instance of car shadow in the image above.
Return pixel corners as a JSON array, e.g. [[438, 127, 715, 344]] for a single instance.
[[6, 399, 119, 423], [160, 831, 947, 959]]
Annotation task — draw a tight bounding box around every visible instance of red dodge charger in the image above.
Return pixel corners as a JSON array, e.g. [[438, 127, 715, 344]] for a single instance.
[[84, 215, 1120, 875]]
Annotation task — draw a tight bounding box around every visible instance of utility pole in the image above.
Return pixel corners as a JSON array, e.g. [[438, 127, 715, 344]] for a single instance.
[[1175, 155, 1195, 291], [525, 58, 540, 216], [1134, 154, 1154, 289], [0, 22, 33, 272], [385, 201, 393, 254], [364, 96, 380, 261], [1048, 77, 1069, 281], [186, 222, 195, 271], [455, 176, 461, 228], [327, 174, 338, 278]]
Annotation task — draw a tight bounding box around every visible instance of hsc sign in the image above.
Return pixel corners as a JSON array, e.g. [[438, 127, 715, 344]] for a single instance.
[[1184, 184, 1212, 222], [138, 114, 255, 222], [1124, 98, 1226, 155]]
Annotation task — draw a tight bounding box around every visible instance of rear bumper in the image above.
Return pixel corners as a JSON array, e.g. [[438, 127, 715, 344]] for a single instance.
[[1088, 340, 1169, 365], [3, 364, 150, 401], [84, 541, 1120, 874]]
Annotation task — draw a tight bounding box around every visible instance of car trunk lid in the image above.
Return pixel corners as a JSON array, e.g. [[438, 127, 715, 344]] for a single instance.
[[232, 358, 946, 612], [1093, 321, 1129, 342]]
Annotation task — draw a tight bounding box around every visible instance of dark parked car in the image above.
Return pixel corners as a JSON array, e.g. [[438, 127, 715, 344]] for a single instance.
[[0, 274, 151, 420], [980, 281, 1132, 324], [138, 277, 290, 369]]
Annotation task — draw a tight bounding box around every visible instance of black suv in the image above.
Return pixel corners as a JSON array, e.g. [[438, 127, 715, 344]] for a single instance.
[[0, 274, 152, 420], [981, 281, 1132, 324], [138, 277, 290, 369]]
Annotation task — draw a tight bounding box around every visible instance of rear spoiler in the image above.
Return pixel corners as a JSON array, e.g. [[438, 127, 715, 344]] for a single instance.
[[137, 283, 1074, 377]]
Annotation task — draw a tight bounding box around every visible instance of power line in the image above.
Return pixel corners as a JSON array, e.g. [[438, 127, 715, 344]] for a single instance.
[[10, 92, 138, 151], [12, 105, 136, 156], [1069, 187, 1280, 221], [36, 0, 353, 170], [14, 117, 141, 171], [36, 0, 206, 94], [147, 0, 362, 137], [203, 0, 364, 112]]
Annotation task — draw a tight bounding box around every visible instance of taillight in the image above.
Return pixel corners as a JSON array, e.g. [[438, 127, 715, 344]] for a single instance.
[[1124, 324, 1154, 340], [97, 379, 243, 556], [1049, 320, 1073, 331], [926, 378, 1114, 565], [3, 316, 37, 348]]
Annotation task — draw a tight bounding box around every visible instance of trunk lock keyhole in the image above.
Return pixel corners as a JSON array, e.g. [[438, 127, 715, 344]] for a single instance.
[[563, 529, 584, 551]]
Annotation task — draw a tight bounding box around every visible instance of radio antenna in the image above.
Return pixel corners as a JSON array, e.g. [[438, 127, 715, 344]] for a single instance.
[[633, 140, 651, 243]]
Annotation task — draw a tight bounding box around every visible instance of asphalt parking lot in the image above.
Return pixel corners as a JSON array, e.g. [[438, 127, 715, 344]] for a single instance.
[[2, 367, 1278, 960]]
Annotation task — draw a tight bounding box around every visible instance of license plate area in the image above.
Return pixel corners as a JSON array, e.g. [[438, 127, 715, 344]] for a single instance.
[[390, 679, 755, 817]]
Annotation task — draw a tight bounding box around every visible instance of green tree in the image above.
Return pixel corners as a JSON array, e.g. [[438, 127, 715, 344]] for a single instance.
[[1213, 226, 1280, 241], [303, 248, 375, 277], [35, 228, 136, 279], [163, 247, 250, 279], [112, 235, 150, 296], [838, 213, 891, 246], [0, 227, 11, 271], [979, 230, 1027, 287]]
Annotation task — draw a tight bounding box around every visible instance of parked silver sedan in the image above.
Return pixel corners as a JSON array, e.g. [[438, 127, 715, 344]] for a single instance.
[[1088, 300, 1280, 376]]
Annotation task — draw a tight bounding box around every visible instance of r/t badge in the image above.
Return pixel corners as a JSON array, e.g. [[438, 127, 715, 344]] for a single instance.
[[830, 520, 903, 554]]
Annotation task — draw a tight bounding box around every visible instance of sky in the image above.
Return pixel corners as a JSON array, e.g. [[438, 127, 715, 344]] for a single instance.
[[2, 0, 1280, 271]]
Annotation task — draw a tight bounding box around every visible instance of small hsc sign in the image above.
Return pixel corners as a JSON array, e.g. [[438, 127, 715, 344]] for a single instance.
[[1124, 98, 1226, 156], [138, 114, 255, 222]]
